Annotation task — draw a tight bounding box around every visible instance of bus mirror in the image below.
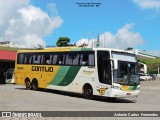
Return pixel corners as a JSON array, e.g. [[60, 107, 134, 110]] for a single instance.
[[110, 58, 118, 70], [4, 72, 6, 76], [114, 59, 118, 69]]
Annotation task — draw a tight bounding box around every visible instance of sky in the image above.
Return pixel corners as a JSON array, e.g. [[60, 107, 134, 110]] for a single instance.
[[0, 0, 160, 50]]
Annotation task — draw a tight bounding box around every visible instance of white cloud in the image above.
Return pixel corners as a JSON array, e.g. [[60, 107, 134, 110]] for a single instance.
[[47, 3, 58, 17], [77, 23, 144, 49], [133, 0, 160, 10], [0, 0, 29, 27], [0, 0, 63, 48], [76, 38, 89, 46]]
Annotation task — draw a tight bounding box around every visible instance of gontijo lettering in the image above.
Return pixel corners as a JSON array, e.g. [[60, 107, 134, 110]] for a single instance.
[[32, 66, 53, 72]]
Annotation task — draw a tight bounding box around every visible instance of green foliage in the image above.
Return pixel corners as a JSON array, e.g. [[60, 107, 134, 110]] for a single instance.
[[149, 70, 158, 74], [126, 47, 133, 50], [56, 37, 76, 47], [56, 37, 70, 47]]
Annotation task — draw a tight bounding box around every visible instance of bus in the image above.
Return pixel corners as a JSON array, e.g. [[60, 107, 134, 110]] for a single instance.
[[138, 62, 152, 81], [5, 68, 15, 84], [14, 47, 140, 99], [139, 62, 147, 74]]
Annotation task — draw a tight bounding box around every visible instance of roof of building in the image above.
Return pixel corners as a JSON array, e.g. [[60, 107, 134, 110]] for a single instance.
[[127, 49, 157, 59], [0, 50, 17, 61], [0, 46, 22, 51], [0, 47, 25, 61]]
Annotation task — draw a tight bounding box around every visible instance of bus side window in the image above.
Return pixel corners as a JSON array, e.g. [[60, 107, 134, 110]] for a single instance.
[[57, 56, 63, 64], [41, 55, 45, 64], [33, 55, 37, 64], [24, 56, 28, 64], [88, 54, 94, 66], [46, 60, 50, 64], [22, 53, 30, 64], [79, 52, 94, 66], [29, 55, 33, 64], [73, 54, 79, 65], [45, 57, 50, 64], [79, 54, 83, 65], [49, 55, 53, 64], [36, 55, 41, 64], [52, 55, 58, 64], [56, 54, 65, 65], [81, 54, 88, 65], [17, 53, 26, 64], [65, 54, 73, 65]]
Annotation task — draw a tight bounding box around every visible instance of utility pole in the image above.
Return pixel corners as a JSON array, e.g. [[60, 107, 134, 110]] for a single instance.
[[103, 34, 105, 48]]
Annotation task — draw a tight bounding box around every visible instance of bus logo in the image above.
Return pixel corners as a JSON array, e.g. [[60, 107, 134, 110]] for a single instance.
[[32, 66, 53, 72], [99, 88, 107, 95]]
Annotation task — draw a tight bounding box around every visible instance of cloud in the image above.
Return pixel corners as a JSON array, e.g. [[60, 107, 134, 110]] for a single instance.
[[0, 0, 29, 27], [0, 0, 63, 48], [132, 0, 160, 10], [76, 23, 144, 49], [76, 38, 89, 46]]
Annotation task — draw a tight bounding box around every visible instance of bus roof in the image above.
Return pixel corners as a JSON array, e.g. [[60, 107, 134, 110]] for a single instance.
[[17, 47, 93, 53], [17, 47, 135, 55]]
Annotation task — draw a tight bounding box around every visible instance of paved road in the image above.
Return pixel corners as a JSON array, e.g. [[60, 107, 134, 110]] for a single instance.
[[0, 79, 160, 119]]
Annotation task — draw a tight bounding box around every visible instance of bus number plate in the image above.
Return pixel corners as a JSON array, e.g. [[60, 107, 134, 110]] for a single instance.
[[126, 93, 131, 95]]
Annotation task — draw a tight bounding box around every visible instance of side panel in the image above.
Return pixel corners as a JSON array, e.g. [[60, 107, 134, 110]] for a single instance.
[[47, 66, 97, 93], [15, 65, 60, 88], [49, 66, 81, 86]]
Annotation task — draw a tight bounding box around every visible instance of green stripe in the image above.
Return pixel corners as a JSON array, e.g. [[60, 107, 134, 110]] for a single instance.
[[58, 66, 81, 86], [128, 86, 137, 90], [49, 66, 81, 86], [71, 48, 92, 51], [49, 66, 70, 85]]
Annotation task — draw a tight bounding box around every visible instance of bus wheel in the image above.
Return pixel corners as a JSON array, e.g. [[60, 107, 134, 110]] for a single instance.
[[83, 85, 93, 99], [31, 79, 38, 91], [25, 78, 31, 90]]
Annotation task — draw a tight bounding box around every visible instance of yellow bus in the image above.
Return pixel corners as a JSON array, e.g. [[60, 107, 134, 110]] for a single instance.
[[14, 47, 140, 99]]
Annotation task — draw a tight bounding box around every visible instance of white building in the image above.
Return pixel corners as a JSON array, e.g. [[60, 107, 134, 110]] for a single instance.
[[0, 41, 18, 47]]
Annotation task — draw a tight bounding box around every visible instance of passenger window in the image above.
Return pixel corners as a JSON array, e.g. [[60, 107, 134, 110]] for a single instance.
[[56, 54, 65, 65]]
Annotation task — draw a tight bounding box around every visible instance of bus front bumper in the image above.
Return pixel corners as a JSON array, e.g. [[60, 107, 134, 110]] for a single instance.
[[109, 89, 140, 98]]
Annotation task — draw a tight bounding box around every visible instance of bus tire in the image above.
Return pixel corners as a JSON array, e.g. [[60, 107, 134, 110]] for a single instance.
[[83, 84, 93, 100], [31, 79, 38, 91], [25, 78, 32, 90]]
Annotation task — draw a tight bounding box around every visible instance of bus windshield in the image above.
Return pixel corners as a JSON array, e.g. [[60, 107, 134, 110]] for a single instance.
[[112, 52, 140, 86]]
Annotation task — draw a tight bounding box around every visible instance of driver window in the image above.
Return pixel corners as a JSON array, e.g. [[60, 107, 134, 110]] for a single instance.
[[97, 51, 111, 85]]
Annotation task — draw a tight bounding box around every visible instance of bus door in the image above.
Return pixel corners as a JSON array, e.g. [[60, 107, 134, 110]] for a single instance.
[[97, 51, 112, 87]]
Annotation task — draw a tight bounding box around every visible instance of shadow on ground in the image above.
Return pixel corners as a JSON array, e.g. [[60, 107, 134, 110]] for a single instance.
[[15, 87, 136, 103]]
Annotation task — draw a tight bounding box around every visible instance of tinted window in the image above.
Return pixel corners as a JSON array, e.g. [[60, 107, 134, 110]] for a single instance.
[[17, 51, 95, 66]]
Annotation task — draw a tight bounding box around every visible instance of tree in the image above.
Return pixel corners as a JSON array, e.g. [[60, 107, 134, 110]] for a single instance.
[[126, 47, 133, 50], [56, 37, 70, 47]]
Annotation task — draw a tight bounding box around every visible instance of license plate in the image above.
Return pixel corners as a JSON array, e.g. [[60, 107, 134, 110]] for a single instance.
[[126, 93, 131, 95]]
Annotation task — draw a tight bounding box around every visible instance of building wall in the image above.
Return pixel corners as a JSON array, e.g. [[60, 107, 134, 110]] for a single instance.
[[0, 50, 17, 84]]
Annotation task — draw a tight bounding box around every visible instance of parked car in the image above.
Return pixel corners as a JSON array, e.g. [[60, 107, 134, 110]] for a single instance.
[[140, 73, 152, 81], [150, 74, 156, 80], [5, 68, 15, 84]]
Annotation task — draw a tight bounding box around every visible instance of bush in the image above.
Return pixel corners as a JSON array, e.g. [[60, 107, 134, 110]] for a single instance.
[[149, 70, 158, 74]]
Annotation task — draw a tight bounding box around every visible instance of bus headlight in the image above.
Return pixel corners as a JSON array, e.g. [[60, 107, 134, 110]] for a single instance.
[[113, 85, 120, 90], [136, 87, 140, 90]]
